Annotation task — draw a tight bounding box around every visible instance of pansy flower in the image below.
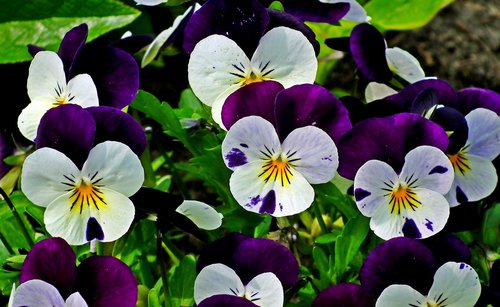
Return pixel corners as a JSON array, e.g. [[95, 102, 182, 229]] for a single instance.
[[21, 140, 144, 245], [11, 237, 137, 306], [188, 26, 317, 126], [194, 234, 299, 306], [273, 0, 369, 23], [313, 283, 372, 306], [376, 261, 481, 307], [17, 51, 98, 141], [222, 116, 338, 217]]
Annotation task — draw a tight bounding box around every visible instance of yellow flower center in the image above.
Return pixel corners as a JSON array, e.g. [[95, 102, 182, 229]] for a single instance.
[[258, 157, 293, 187], [68, 179, 107, 214], [389, 184, 421, 215], [447, 152, 471, 174], [243, 71, 265, 85]]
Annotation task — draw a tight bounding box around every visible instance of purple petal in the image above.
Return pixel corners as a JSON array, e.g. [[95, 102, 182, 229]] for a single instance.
[[431, 106, 468, 154], [183, 0, 269, 56], [0, 132, 14, 178], [86, 106, 147, 156], [196, 233, 249, 273], [112, 34, 154, 55], [197, 294, 258, 307], [27, 44, 45, 57], [313, 283, 373, 307], [421, 232, 471, 266], [360, 237, 436, 300], [221, 81, 283, 130], [231, 238, 299, 289], [58, 24, 88, 77], [36, 104, 96, 168], [266, 9, 320, 55], [274, 84, 352, 143], [349, 23, 392, 82], [72, 45, 139, 109], [456, 87, 500, 115], [386, 79, 458, 110], [324, 37, 350, 52], [341, 96, 404, 125], [19, 237, 77, 299], [280, 0, 349, 24], [75, 256, 138, 307], [337, 113, 449, 179], [410, 88, 439, 115]]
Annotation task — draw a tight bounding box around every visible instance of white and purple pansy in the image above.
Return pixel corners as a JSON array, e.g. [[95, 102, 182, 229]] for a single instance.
[[445, 108, 500, 206], [222, 116, 338, 217], [376, 261, 481, 307], [354, 145, 454, 240], [21, 140, 144, 245], [188, 26, 317, 127]]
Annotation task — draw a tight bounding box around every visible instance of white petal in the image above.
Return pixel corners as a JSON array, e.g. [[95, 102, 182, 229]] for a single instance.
[[210, 83, 247, 129], [365, 82, 397, 102], [12, 279, 65, 307], [176, 200, 223, 230], [65, 74, 99, 108], [375, 284, 425, 307], [353, 160, 399, 217], [44, 188, 135, 245], [17, 99, 54, 141], [245, 273, 284, 307], [188, 35, 251, 106], [27, 51, 66, 102], [229, 160, 314, 217], [281, 126, 338, 184], [81, 141, 144, 197], [427, 262, 481, 307], [64, 292, 88, 307], [7, 283, 15, 307], [464, 108, 500, 160], [194, 263, 245, 304], [21, 147, 80, 207], [134, 0, 167, 5], [445, 153, 498, 207], [222, 116, 281, 170], [251, 27, 317, 88], [399, 145, 454, 194], [385, 47, 425, 83], [320, 0, 370, 22]]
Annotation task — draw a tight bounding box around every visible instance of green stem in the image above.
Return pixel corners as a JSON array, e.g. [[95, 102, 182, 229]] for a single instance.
[[313, 202, 328, 234], [162, 234, 183, 265], [156, 228, 170, 304], [276, 216, 291, 229], [0, 188, 34, 247], [0, 232, 14, 254]]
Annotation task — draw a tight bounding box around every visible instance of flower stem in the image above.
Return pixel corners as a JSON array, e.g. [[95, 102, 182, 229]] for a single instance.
[[156, 227, 170, 304], [0, 188, 34, 247], [0, 232, 14, 254]]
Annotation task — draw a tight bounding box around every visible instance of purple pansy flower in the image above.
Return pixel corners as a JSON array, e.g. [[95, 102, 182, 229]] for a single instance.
[[313, 283, 372, 306], [0, 132, 14, 179], [11, 237, 137, 306], [194, 234, 299, 306]]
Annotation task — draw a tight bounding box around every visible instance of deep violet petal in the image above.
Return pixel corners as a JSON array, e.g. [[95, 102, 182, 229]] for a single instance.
[[279, 0, 349, 24], [386, 79, 458, 110], [456, 87, 500, 115], [313, 283, 373, 307], [58, 23, 88, 77], [197, 294, 258, 307], [196, 233, 250, 273]]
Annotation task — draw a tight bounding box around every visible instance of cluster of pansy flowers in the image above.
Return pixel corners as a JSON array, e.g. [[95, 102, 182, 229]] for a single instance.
[[1, 0, 499, 306]]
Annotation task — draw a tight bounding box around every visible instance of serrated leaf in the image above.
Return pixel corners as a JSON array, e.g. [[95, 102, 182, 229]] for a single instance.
[[0, 0, 140, 64], [334, 214, 370, 277], [365, 0, 455, 30]]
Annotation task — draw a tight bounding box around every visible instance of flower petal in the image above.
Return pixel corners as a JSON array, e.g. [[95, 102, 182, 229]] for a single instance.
[[245, 272, 283, 307], [196, 233, 249, 273], [12, 279, 65, 307], [385, 47, 425, 83], [65, 74, 99, 107], [176, 200, 223, 230], [17, 99, 55, 141], [188, 34, 251, 106], [251, 27, 317, 88], [281, 126, 338, 184], [321, 0, 369, 22], [81, 141, 144, 197], [365, 82, 397, 103], [65, 292, 88, 307], [399, 146, 454, 194], [58, 24, 88, 77], [19, 238, 77, 298], [27, 51, 66, 102], [313, 283, 373, 307], [279, 0, 349, 24], [75, 256, 138, 307], [427, 262, 481, 307], [375, 284, 425, 307], [194, 263, 245, 304], [222, 116, 281, 170], [197, 295, 257, 307], [456, 87, 500, 115], [386, 79, 457, 110], [464, 108, 500, 160], [21, 147, 80, 207]]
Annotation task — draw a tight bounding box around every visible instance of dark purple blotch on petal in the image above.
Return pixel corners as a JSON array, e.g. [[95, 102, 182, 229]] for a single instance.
[[36, 104, 96, 168], [424, 219, 434, 231], [259, 189, 276, 214], [274, 84, 352, 143], [86, 106, 147, 156], [350, 23, 392, 83], [456, 88, 500, 115], [58, 24, 88, 77], [75, 256, 138, 307], [429, 165, 448, 175], [402, 218, 422, 239], [20, 238, 77, 299], [232, 238, 299, 289], [360, 237, 436, 300], [279, 0, 349, 24], [456, 186, 468, 204], [197, 294, 257, 307], [313, 283, 373, 307], [86, 217, 104, 241], [354, 188, 371, 201], [225, 148, 248, 168]]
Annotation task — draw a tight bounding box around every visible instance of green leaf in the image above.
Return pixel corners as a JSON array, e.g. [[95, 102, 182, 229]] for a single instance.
[[365, 0, 454, 30], [315, 233, 338, 245], [334, 214, 370, 277], [314, 182, 359, 220], [0, 191, 37, 251], [0, 0, 140, 64], [167, 255, 197, 307], [254, 215, 273, 238], [482, 203, 500, 250]]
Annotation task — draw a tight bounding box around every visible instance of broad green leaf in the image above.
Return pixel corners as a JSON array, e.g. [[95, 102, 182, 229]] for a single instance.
[[482, 203, 500, 250], [0, 191, 37, 251], [314, 182, 359, 220], [312, 246, 331, 289], [334, 214, 370, 277], [365, 0, 455, 30], [0, 0, 140, 64], [167, 255, 196, 307], [254, 215, 272, 238], [315, 233, 338, 245], [148, 278, 164, 307]]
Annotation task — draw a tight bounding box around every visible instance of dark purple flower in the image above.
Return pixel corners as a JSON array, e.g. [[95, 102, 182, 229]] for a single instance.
[[0, 132, 14, 178], [337, 113, 449, 179], [18, 237, 137, 306], [421, 232, 471, 266], [197, 294, 258, 306], [385, 79, 458, 110], [313, 283, 373, 307], [455, 87, 500, 115], [277, 0, 349, 24]]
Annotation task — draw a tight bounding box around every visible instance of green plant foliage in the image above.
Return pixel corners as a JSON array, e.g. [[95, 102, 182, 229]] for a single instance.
[[482, 203, 500, 251], [0, 0, 140, 64], [166, 255, 197, 307]]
